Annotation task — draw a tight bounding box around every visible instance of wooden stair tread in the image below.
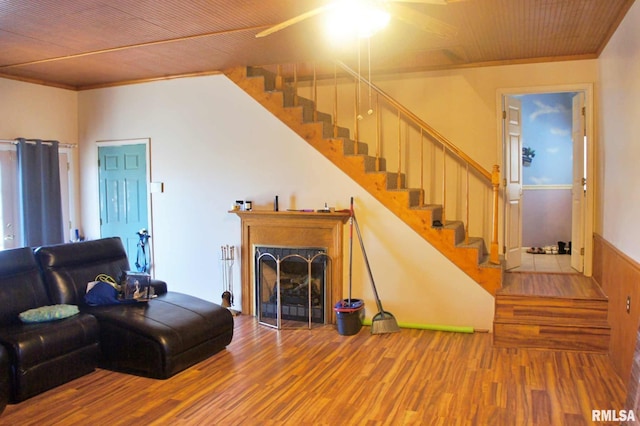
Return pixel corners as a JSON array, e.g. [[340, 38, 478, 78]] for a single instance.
[[498, 272, 605, 298]]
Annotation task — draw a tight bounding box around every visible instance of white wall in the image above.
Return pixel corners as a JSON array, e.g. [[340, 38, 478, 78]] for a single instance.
[[0, 78, 80, 229], [598, 0, 640, 263], [0, 79, 77, 142], [78, 75, 494, 329]]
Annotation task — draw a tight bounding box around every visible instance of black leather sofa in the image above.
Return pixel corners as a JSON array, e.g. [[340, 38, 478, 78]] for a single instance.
[[0, 247, 100, 403], [0, 344, 10, 414], [34, 237, 234, 379], [0, 237, 234, 409]]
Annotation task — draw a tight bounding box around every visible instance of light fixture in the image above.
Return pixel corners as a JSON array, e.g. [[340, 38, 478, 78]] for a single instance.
[[325, 0, 391, 40]]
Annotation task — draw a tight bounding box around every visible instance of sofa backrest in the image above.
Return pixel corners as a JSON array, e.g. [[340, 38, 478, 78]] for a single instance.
[[0, 247, 51, 325], [34, 237, 130, 306]]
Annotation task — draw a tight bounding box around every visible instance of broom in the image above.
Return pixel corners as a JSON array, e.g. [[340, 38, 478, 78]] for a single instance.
[[352, 210, 400, 334]]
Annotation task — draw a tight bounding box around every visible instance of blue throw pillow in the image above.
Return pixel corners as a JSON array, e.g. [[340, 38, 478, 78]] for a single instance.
[[19, 304, 79, 323]]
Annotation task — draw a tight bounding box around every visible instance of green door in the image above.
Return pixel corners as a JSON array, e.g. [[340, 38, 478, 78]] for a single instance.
[[98, 144, 148, 271]]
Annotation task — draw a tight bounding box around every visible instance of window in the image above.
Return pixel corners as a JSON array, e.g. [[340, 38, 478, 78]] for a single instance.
[[0, 143, 75, 250]]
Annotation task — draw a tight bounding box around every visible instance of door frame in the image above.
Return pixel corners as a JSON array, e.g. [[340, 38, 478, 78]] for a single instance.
[[496, 84, 594, 276], [96, 138, 154, 273]]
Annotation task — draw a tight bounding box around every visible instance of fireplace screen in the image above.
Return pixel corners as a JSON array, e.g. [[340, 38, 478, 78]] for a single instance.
[[255, 246, 329, 329]]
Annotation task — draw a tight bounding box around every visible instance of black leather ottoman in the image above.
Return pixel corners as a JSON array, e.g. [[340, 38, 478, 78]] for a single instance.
[[35, 237, 234, 379], [82, 292, 234, 378]]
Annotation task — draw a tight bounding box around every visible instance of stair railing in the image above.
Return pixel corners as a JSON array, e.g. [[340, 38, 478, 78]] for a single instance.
[[274, 62, 501, 265]]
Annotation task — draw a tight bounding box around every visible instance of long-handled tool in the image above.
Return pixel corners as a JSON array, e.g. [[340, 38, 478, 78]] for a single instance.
[[348, 197, 354, 304], [352, 208, 399, 334], [221, 245, 240, 316]]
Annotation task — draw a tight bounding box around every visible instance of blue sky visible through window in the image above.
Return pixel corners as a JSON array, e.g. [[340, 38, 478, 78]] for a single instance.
[[520, 92, 576, 186]]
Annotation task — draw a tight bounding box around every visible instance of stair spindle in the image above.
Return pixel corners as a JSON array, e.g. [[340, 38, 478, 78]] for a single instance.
[[293, 64, 298, 107], [354, 79, 359, 154], [419, 128, 424, 207], [275, 65, 283, 91], [397, 110, 402, 189], [312, 63, 318, 122], [442, 145, 447, 225], [333, 64, 338, 138], [465, 163, 470, 245], [375, 93, 381, 172]]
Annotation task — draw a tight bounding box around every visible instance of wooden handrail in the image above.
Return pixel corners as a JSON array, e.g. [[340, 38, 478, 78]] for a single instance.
[[335, 60, 492, 182]]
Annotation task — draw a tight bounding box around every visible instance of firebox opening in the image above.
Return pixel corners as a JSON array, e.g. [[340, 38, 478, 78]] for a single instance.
[[255, 246, 329, 329]]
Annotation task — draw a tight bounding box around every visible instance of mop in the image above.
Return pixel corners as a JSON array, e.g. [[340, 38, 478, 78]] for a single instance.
[[352, 207, 399, 334]]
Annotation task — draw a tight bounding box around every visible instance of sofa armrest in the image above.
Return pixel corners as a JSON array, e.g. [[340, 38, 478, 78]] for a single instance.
[[150, 279, 167, 296]]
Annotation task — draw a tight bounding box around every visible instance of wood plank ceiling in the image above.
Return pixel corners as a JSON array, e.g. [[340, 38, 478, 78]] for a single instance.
[[0, 0, 635, 90]]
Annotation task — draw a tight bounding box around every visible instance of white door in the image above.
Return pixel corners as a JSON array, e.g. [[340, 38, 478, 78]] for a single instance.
[[571, 93, 586, 271], [504, 96, 523, 270]]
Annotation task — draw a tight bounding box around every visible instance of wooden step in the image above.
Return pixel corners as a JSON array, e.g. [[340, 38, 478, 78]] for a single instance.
[[495, 295, 608, 323], [493, 273, 610, 352], [493, 319, 610, 352]]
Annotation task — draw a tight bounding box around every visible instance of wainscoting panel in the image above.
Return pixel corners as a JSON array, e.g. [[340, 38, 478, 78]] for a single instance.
[[593, 233, 640, 386]]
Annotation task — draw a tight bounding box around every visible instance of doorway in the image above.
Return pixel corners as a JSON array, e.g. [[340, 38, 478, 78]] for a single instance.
[[97, 139, 152, 271], [500, 86, 593, 276]]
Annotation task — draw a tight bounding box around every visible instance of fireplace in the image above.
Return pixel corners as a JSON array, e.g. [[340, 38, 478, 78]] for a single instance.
[[232, 210, 349, 326], [255, 246, 329, 328]]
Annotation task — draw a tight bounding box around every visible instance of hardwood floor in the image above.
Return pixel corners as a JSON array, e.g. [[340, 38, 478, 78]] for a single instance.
[[0, 314, 627, 425]]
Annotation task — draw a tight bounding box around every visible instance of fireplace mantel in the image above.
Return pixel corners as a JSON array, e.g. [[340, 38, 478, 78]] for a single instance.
[[232, 210, 349, 324]]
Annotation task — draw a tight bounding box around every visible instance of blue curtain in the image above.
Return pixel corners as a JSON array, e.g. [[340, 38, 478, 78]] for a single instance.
[[17, 138, 64, 247]]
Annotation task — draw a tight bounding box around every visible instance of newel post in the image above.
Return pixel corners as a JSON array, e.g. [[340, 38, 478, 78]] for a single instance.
[[490, 164, 501, 265]]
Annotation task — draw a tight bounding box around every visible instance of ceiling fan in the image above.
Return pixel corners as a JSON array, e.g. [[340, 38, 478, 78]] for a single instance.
[[255, 0, 462, 40]]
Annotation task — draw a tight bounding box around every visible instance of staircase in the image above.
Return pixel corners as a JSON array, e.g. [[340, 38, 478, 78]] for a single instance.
[[224, 65, 503, 296], [224, 64, 611, 353], [493, 274, 610, 352]]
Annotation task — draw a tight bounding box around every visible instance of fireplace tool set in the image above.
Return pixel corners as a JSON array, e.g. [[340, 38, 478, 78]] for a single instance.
[[221, 245, 240, 316]]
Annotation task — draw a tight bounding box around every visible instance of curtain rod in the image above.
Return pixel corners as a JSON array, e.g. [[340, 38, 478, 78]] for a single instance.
[[0, 139, 77, 149]]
